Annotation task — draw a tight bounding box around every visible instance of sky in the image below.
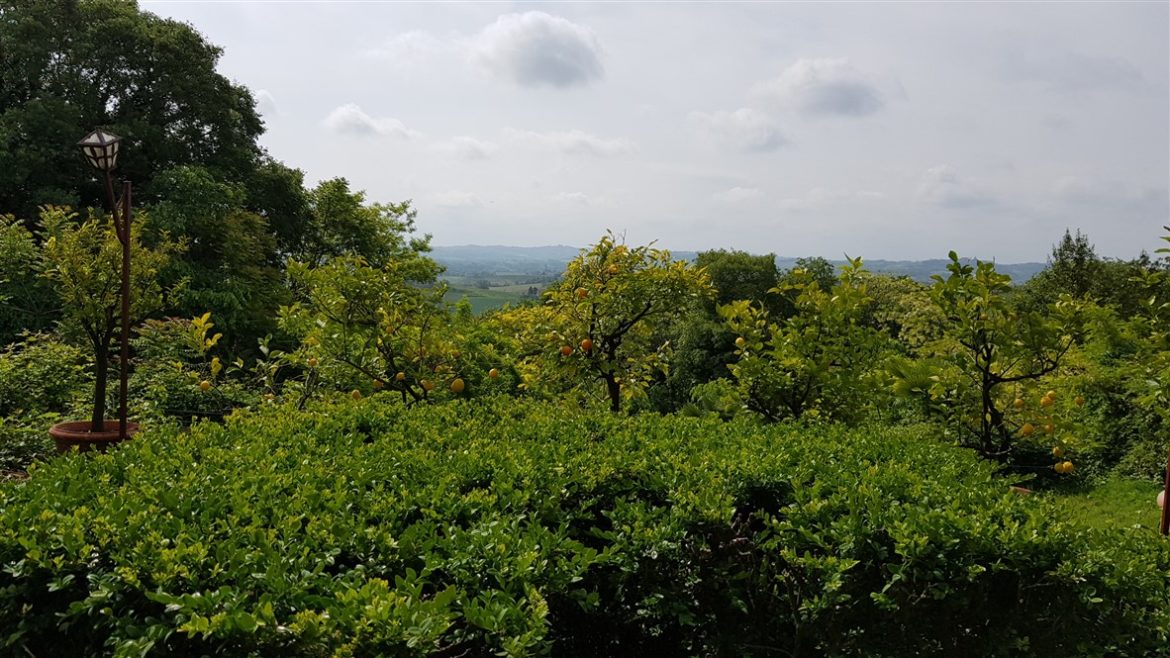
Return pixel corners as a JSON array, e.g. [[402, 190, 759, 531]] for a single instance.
[[142, 1, 1169, 262]]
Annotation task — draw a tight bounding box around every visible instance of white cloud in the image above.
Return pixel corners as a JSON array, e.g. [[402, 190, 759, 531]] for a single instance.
[[323, 104, 421, 139], [752, 58, 884, 117], [255, 89, 278, 116], [473, 12, 603, 88], [431, 190, 484, 208], [713, 186, 763, 204], [367, 29, 447, 65], [434, 136, 498, 160], [689, 108, 784, 152], [779, 187, 887, 211], [505, 128, 634, 156], [555, 191, 591, 204], [915, 165, 994, 209]]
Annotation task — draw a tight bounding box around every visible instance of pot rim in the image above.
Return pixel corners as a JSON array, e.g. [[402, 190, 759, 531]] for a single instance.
[[49, 420, 140, 442]]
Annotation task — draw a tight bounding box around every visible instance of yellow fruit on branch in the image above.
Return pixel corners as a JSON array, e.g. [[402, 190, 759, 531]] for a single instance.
[[1046, 390, 1056, 399], [1043, 423, 1055, 435], [199, 380, 211, 392], [1040, 396, 1054, 408], [307, 357, 319, 368], [450, 378, 465, 394], [735, 337, 746, 348], [580, 338, 594, 352], [373, 379, 384, 390], [560, 345, 573, 357], [1052, 446, 1064, 458], [1012, 398, 1024, 409], [488, 368, 500, 379], [1060, 461, 1074, 474], [421, 379, 434, 392], [395, 371, 406, 382], [350, 389, 362, 400], [1020, 423, 1035, 437]]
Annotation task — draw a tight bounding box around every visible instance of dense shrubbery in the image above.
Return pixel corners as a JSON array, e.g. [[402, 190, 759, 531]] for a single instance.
[[2, 399, 1167, 656]]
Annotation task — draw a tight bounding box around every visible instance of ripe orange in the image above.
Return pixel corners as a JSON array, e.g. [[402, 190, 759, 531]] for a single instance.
[[1043, 423, 1055, 434], [580, 338, 593, 352], [421, 379, 434, 392], [735, 337, 746, 348], [1052, 446, 1063, 458], [450, 378, 465, 394], [1046, 390, 1056, 399], [373, 379, 384, 390], [488, 368, 500, 379], [199, 380, 211, 392], [560, 345, 573, 357], [1040, 396, 1054, 408], [350, 389, 362, 400], [308, 357, 319, 368], [979, 313, 988, 321], [1020, 422, 1035, 437], [1012, 398, 1025, 410], [1060, 461, 1074, 474], [395, 371, 406, 382]]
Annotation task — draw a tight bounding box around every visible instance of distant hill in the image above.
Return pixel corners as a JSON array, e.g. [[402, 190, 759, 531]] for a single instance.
[[431, 245, 1046, 284]]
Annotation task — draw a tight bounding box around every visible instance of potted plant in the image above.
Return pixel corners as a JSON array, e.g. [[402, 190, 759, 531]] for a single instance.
[[37, 206, 180, 452]]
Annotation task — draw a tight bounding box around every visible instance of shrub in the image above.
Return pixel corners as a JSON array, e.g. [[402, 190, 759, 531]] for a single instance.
[[0, 400, 1166, 656]]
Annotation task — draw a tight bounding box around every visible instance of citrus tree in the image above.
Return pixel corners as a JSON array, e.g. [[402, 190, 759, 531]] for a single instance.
[[896, 252, 1079, 459], [278, 254, 478, 406], [37, 206, 183, 431], [501, 235, 713, 412], [721, 257, 890, 422]]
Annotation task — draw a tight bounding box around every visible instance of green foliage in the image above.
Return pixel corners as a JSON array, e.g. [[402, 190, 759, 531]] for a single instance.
[[895, 252, 1077, 458], [37, 205, 183, 429], [0, 334, 88, 470], [297, 179, 431, 269], [501, 234, 713, 412], [1, 400, 1167, 656], [0, 0, 263, 218], [723, 257, 891, 422], [0, 215, 54, 342]]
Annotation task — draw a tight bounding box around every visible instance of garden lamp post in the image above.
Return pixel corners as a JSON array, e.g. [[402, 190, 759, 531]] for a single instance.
[[78, 129, 132, 440]]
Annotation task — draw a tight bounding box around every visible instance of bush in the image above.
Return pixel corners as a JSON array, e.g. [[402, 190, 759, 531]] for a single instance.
[[0, 333, 89, 417], [1, 400, 1167, 656]]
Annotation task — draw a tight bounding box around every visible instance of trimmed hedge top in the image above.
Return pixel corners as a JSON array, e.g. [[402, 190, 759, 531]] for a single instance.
[[1, 399, 1168, 657]]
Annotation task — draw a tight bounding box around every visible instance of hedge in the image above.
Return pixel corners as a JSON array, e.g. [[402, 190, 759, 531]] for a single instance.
[[1, 398, 1167, 657]]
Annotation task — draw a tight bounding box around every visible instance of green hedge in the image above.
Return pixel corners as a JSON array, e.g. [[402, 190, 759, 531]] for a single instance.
[[1, 399, 1167, 657]]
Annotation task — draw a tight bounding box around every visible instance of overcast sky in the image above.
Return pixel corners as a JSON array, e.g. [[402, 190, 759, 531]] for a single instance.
[[142, 1, 1168, 261]]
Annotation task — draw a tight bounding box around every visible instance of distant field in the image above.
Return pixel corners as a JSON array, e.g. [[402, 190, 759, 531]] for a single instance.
[[444, 286, 533, 314]]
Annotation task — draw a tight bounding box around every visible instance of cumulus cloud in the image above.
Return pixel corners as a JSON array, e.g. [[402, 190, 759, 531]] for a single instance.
[[505, 128, 634, 156], [255, 89, 278, 116], [367, 29, 447, 65], [323, 104, 420, 139], [431, 190, 484, 208], [689, 108, 784, 152], [713, 187, 763, 204], [434, 136, 498, 160], [915, 165, 994, 209], [752, 58, 884, 117], [473, 12, 603, 88]]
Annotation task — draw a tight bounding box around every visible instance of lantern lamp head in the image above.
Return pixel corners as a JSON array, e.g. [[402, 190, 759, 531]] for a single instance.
[[77, 129, 122, 171]]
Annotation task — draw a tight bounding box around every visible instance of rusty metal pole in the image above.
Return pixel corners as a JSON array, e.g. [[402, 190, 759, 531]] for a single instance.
[[1160, 442, 1170, 536], [118, 181, 131, 440]]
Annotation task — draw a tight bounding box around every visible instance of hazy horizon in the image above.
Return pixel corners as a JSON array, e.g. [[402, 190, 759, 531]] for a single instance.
[[144, 2, 1169, 261]]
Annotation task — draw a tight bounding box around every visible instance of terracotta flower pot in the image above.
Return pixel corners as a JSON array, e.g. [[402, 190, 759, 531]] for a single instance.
[[49, 420, 139, 454]]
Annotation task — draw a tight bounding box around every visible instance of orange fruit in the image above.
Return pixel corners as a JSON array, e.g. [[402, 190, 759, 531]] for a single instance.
[[1020, 423, 1035, 437], [373, 379, 384, 390], [580, 338, 593, 352], [395, 371, 406, 381], [421, 379, 434, 392], [735, 337, 746, 348], [1012, 398, 1025, 409], [450, 378, 465, 394], [1060, 461, 1074, 474], [350, 389, 362, 400], [1043, 423, 1055, 434], [1052, 446, 1064, 458], [1040, 396, 1054, 408], [488, 368, 500, 379], [199, 380, 211, 392], [1046, 390, 1057, 399], [307, 357, 319, 368], [560, 345, 573, 356]]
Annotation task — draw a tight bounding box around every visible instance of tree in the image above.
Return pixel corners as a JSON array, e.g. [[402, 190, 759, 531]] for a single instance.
[[499, 235, 713, 412], [722, 257, 890, 422], [0, 0, 264, 218], [0, 214, 55, 342], [37, 206, 182, 430], [296, 178, 428, 268], [895, 252, 1077, 458]]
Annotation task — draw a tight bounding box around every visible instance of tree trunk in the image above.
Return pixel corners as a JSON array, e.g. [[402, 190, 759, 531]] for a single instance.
[[91, 338, 109, 432], [604, 374, 621, 413]]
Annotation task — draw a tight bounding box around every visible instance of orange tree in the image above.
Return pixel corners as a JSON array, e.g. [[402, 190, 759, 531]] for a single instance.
[[893, 252, 1080, 459], [721, 257, 891, 423], [499, 235, 713, 412], [278, 254, 465, 406]]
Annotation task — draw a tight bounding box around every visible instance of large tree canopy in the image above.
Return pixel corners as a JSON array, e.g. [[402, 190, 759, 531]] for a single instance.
[[0, 0, 264, 218]]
